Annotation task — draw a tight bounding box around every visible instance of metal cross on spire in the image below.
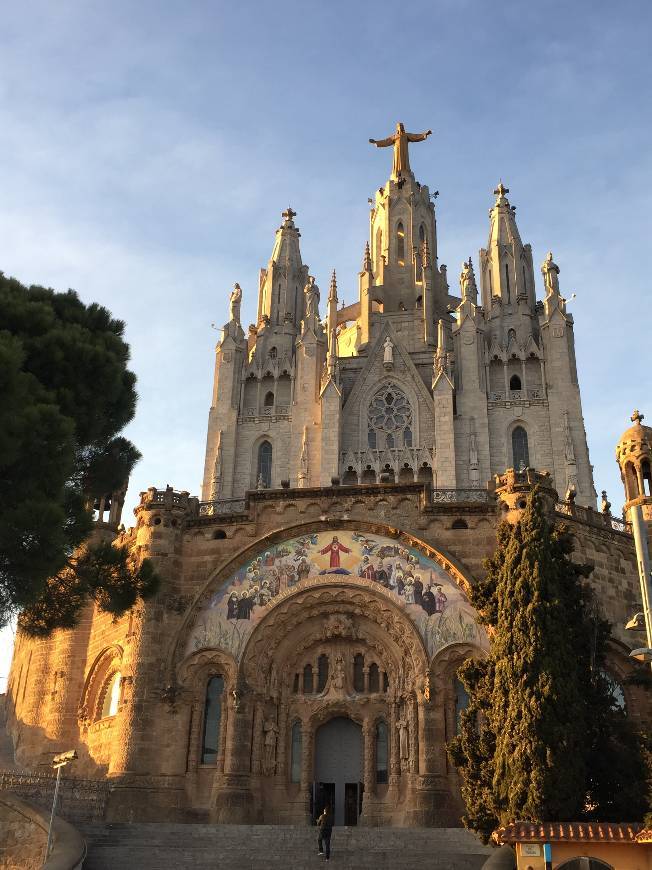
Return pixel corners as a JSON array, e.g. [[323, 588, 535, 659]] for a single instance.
[[632, 409, 645, 424], [282, 206, 297, 223]]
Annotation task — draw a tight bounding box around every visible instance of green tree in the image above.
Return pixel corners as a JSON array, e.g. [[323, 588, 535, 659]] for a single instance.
[[449, 486, 649, 840], [0, 272, 158, 634]]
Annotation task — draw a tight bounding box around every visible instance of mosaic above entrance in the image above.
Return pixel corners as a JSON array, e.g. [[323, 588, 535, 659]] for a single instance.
[[185, 530, 486, 661]]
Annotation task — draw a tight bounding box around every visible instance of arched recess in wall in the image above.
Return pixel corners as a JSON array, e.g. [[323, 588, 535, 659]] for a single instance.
[[79, 645, 124, 724], [251, 438, 273, 489], [396, 222, 405, 265]]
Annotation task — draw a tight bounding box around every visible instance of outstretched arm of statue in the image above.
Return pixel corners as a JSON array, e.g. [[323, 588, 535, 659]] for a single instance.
[[369, 136, 395, 147], [407, 130, 432, 142]]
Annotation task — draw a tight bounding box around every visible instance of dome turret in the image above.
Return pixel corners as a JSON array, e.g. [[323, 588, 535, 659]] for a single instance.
[[616, 410, 652, 505]]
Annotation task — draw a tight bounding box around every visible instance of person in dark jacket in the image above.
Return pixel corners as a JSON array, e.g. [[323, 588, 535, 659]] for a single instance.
[[317, 804, 333, 860]]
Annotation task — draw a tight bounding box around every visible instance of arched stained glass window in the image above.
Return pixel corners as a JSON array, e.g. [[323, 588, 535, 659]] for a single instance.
[[512, 426, 529, 471], [257, 441, 272, 488], [376, 721, 388, 784], [100, 671, 121, 719], [201, 675, 224, 764], [290, 721, 302, 783]]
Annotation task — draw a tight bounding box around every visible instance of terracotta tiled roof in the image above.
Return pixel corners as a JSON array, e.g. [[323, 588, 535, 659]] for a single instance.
[[495, 822, 644, 844]]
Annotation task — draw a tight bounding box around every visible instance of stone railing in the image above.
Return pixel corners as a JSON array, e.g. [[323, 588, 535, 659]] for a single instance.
[[199, 498, 247, 517], [0, 772, 109, 823], [555, 501, 631, 534], [138, 486, 199, 513], [431, 488, 492, 504], [489, 388, 544, 402], [240, 405, 290, 422]]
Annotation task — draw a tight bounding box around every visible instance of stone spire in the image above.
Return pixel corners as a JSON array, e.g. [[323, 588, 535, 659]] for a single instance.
[[479, 182, 535, 312], [327, 269, 339, 347], [257, 206, 309, 327], [362, 241, 372, 273]]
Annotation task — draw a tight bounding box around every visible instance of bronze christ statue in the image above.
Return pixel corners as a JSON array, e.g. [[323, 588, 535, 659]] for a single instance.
[[369, 122, 432, 178]]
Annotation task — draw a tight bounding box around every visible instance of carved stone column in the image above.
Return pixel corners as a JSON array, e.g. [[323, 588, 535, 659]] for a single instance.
[[362, 717, 374, 796], [389, 701, 400, 778], [276, 701, 289, 778], [299, 718, 313, 823], [251, 700, 265, 775], [213, 693, 255, 823]]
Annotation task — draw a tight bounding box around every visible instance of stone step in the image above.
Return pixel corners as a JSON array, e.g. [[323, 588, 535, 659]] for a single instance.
[[80, 823, 494, 870]]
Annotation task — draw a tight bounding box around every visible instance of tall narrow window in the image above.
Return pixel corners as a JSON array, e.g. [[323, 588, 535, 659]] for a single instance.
[[257, 440, 272, 488], [522, 265, 527, 295], [504, 263, 511, 301], [269, 346, 277, 359], [368, 663, 380, 693], [353, 654, 364, 693], [290, 721, 302, 783], [643, 460, 652, 497], [201, 675, 224, 764], [396, 222, 405, 265], [509, 375, 521, 391], [419, 224, 425, 245], [317, 654, 329, 692], [454, 677, 469, 735], [302, 664, 313, 694], [376, 721, 388, 784], [512, 426, 530, 471], [101, 671, 122, 719]]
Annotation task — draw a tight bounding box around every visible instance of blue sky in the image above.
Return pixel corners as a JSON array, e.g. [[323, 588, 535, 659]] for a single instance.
[[1, 0, 651, 686]]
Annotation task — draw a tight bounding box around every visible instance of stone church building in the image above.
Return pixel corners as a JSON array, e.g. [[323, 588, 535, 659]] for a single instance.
[[4, 127, 651, 829]]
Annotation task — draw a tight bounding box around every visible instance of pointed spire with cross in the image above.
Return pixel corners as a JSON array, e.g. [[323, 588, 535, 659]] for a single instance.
[[493, 181, 510, 205], [281, 206, 297, 225]]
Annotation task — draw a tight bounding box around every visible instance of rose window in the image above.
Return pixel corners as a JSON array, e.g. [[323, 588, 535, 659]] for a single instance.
[[367, 385, 413, 449]]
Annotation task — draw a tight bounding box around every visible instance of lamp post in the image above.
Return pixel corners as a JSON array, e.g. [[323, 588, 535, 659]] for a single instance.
[[627, 504, 652, 670], [44, 749, 78, 862]]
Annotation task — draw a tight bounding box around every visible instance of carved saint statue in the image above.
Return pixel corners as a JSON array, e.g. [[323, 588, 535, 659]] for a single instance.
[[541, 252, 560, 297], [469, 431, 479, 468], [304, 276, 320, 321], [229, 283, 242, 324], [397, 718, 409, 761], [601, 490, 612, 515], [383, 336, 394, 366], [331, 654, 346, 692], [459, 257, 477, 301], [369, 122, 432, 179], [263, 718, 279, 775], [562, 411, 576, 464]]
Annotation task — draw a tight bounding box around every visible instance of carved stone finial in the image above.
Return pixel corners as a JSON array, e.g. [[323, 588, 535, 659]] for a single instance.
[[632, 409, 645, 425], [281, 206, 296, 224], [329, 269, 338, 301], [493, 180, 510, 203], [363, 240, 372, 272]]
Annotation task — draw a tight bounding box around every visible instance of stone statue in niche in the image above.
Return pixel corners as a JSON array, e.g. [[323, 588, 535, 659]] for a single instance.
[[398, 718, 409, 761], [331, 653, 346, 692], [263, 718, 279, 774], [383, 336, 394, 368], [229, 283, 242, 324]]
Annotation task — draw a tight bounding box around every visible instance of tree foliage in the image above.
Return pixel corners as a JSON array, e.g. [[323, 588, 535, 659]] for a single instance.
[[0, 272, 159, 632], [448, 486, 649, 840]]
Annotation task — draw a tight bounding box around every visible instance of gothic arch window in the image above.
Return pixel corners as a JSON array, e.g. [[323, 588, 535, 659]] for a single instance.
[[263, 391, 274, 407], [376, 721, 388, 784], [454, 677, 469, 735], [353, 654, 364, 693], [511, 426, 530, 471], [367, 384, 413, 450], [368, 662, 380, 693], [624, 462, 638, 500], [290, 720, 302, 783], [509, 374, 521, 391], [100, 671, 121, 719], [317, 654, 329, 692], [419, 224, 425, 245], [302, 663, 313, 694], [201, 675, 224, 764], [257, 441, 273, 488], [396, 222, 405, 265], [269, 346, 277, 359]]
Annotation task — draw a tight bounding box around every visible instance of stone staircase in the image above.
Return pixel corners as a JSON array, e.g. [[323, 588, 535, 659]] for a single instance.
[[80, 822, 495, 869]]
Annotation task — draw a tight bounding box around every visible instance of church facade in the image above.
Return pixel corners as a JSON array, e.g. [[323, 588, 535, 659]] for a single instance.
[[4, 129, 651, 828]]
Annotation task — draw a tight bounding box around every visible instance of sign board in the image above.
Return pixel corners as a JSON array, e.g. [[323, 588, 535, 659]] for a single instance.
[[522, 844, 541, 856]]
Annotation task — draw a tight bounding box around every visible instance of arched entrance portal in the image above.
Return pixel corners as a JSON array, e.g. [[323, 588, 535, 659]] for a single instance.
[[314, 717, 362, 826]]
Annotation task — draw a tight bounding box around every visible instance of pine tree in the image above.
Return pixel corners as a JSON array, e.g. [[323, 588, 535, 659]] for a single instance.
[[449, 484, 649, 841]]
